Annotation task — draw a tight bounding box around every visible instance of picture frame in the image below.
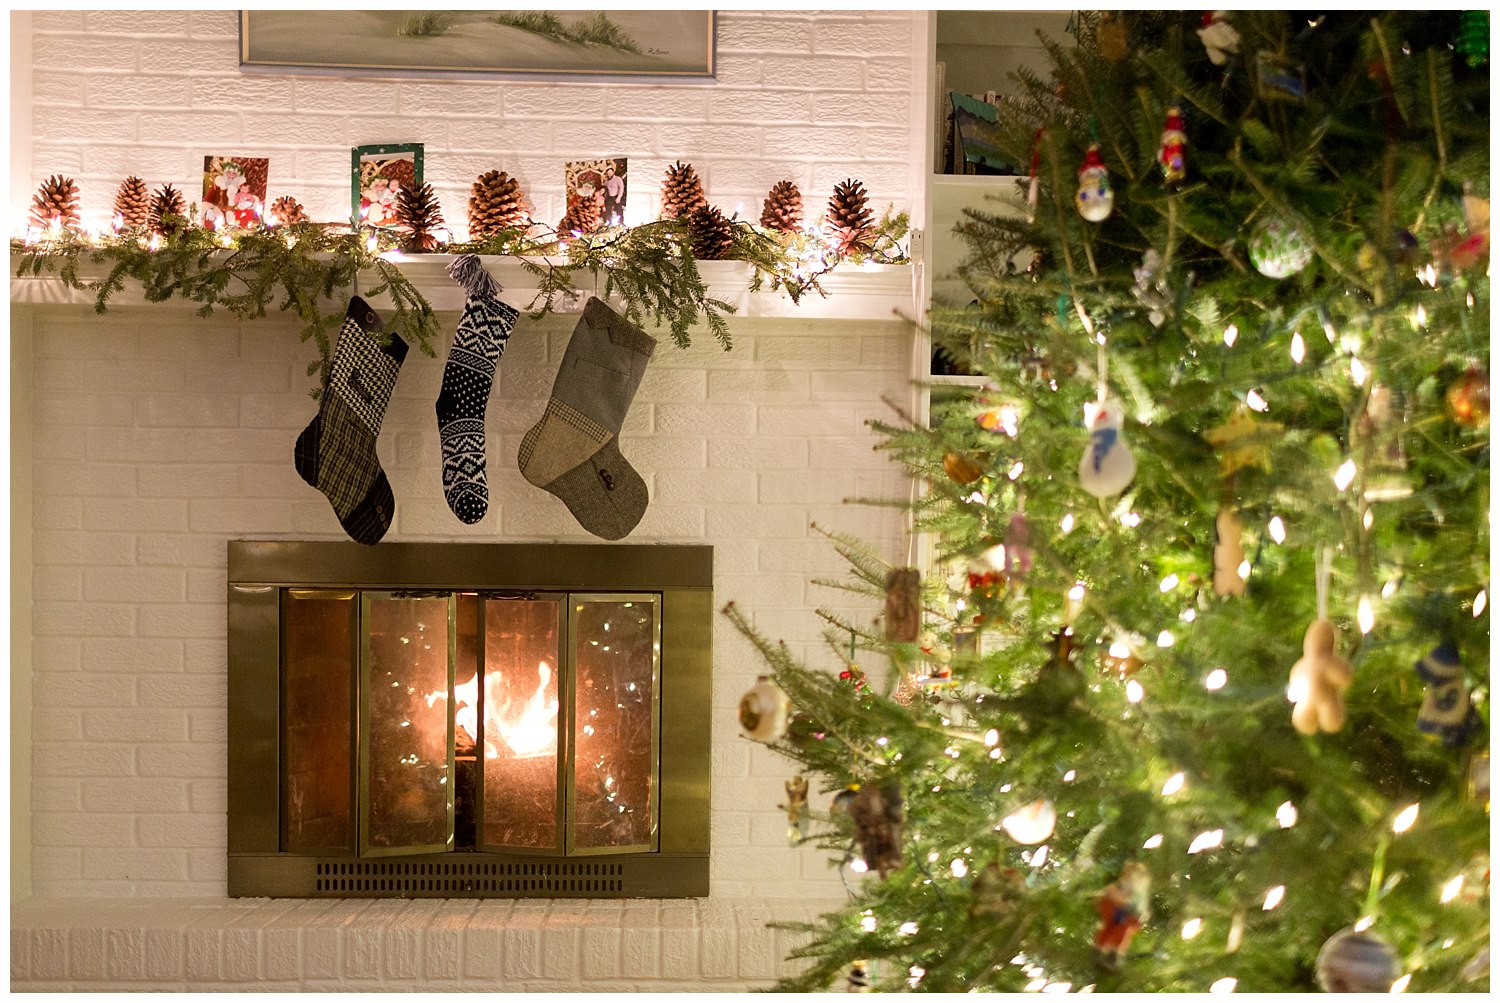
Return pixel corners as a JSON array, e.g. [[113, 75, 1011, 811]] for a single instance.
[[240, 11, 716, 80], [201, 155, 270, 230], [949, 93, 1014, 175], [352, 144, 423, 229]]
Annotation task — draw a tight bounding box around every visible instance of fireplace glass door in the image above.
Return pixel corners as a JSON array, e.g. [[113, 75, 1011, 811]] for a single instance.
[[280, 589, 661, 860]]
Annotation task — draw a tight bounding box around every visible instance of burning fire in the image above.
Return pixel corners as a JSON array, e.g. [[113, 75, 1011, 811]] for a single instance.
[[431, 661, 559, 760]]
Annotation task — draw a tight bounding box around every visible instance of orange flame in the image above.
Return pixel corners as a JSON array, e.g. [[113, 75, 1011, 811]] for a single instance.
[[437, 661, 559, 760]]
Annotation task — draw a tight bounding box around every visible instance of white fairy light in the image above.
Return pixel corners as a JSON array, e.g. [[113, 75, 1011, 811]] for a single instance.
[[1269, 516, 1287, 543], [1143, 833, 1164, 849], [1008, 460, 1025, 480], [907, 966, 925, 988], [860, 913, 877, 932], [1334, 459, 1358, 491], [849, 858, 869, 874], [1236, 559, 1251, 581], [1126, 679, 1145, 703], [1414, 304, 1427, 328], [1181, 918, 1204, 940], [1157, 630, 1175, 648], [899, 921, 920, 936], [1031, 845, 1050, 868], [1041, 981, 1071, 993], [1474, 590, 1487, 617], [1060, 513, 1076, 533], [1276, 801, 1298, 828], [1362, 507, 1374, 531], [966, 489, 986, 505], [1122, 511, 1142, 528], [1440, 875, 1465, 904], [1263, 885, 1285, 910], [998, 405, 1020, 437], [1322, 315, 1338, 342], [1162, 772, 1186, 796], [1382, 577, 1400, 599], [1354, 915, 1375, 932], [1180, 608, 1197, 622], [1358, 596, 1375, 634], [950, 858, 968, 878], [927, 851, 939, 863], [1205, 668, 1228, 691], [1290, 331, 1306, 363], [1188, 829, 1224, 854], [1223, 323, 1238, 347], [1390, 973, 1412, 993], [1025, 977, 1048, 992], [876, 737, 888, 747], [1420, 263, 1438, 286], [1392, 803, 1420, 833], [1160, 573, 1180, 592], [984, 728, 1000, 747], [1209, 977, 1238, 993], [1350, 357, 1368, 386], [1246, 389, 1269, 412]]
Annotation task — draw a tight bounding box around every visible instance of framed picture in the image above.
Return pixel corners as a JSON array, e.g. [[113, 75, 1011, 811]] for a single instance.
[[566, 158, 628, 229], [949, 93, 1014, 175], [201, 155, 269, 230], [240, 11, 716, 79], [352, 144, 424, 229]]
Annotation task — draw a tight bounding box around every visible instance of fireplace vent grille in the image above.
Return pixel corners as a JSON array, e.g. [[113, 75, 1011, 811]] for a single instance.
[[312, 860, 625, 896]]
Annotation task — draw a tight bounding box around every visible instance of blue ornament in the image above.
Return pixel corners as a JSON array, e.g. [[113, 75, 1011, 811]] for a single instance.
[[1414, 643, 1478, 747]]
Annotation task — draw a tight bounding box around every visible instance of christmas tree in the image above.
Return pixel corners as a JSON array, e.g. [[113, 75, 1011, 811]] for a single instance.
[[726, 11, 1489, 993]]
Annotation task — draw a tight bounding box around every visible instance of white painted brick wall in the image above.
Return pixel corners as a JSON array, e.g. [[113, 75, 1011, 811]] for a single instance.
[[14, 289, 914, 988], [19, 10, 921, 236]]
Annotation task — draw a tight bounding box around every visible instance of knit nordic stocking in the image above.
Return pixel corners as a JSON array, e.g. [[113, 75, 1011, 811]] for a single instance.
[[294, 297, 408, 545], [437, 255, 518, 524], [518, 297, 656, 540]]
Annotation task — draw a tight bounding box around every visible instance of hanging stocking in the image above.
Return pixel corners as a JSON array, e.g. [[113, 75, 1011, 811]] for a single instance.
[[437, 254, 518, 524], [294, 297, 407, 545], [518, 297, 656, 540]]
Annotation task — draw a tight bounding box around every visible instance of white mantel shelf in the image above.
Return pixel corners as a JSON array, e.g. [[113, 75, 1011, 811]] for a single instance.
[[9, 254, 919, 324]]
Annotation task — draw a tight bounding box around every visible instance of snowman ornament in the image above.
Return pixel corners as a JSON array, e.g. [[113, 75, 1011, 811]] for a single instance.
[[1079, 399, 1136, 497]]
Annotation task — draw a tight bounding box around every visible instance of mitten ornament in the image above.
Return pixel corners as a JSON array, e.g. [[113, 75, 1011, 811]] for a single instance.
[[1213, 508, 1247, 597], [1094, 862, 1151, 969], [738, 675, 791, 743], [436, 255, 518, 524], [1414, 643, 1478, 747], [517, 297, 656, 540], [1078, 399, 1135, 497], [293, 297, 408, 546], [1287, 619, 1353, 735], [1158, 106, 1186, 184], [850, 780, 904, 878], [883, 568, 921, 642], [1075, 145, 1114, 222]]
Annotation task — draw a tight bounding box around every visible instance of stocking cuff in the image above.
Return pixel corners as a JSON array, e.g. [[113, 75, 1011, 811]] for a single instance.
[[448, 253, 504, 302]]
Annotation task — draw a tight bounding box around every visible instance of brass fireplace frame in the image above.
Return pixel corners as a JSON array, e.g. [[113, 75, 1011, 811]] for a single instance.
[[227, 540, 712, 898]]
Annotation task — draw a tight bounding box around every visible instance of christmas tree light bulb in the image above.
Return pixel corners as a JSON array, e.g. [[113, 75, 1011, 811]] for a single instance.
[[984, 728, 1000, 747], [1236, 559, 1251, 580], [1269, 516, 1287, 543], [950, 858, 969, 878], [1351, 357, 1368, 386], [1440, 875, 1464, 903], [1290, 332, 1306, 363], [1362, 508, 1374, 530], [1143, 833, 1164, 849], [1358, 596, 1375, 634], [1354, 916, 1375, 932], [1391, 974, 1411, 993], [1162, 773, 1186, 796], [908, 966, 925, 988], [1474, 590, 1487, 617], [1031, 845, 1049, 867], [1392, 803, 1420, 833], [1126, 680, 1145, 702], [1334, 459, 1358, 491], [1205, 669, 1228, 690], [860, 913, 877, 930], [1060, 513, 1075, 533], [1008, 460, 1025, 480], [1277, 802, 1298, 828], [1188, 828, 1224, 854], [1224, 324, 1239, 347], [1156, 631, 1175, 648], [1209, 977, 1238, 993], [1263, 885, 1285, 910], [1246, 389, 1269, 411], [1159, 574, 1180, 592], [1182, 918, 1204, 940], [1414, 304, 1427, 328], [899, 921, 920, 935]]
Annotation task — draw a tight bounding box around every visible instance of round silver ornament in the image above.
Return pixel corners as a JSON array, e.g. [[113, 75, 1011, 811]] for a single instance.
[[738, 675, 791, 743], [1249, 217, 1313, 279], [1315, 926, 1400, 993]]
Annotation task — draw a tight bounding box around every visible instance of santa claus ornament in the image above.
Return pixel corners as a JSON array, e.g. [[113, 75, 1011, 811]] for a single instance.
[[1159, 106, 1187, 184], [1075, 144, 1114, 222]]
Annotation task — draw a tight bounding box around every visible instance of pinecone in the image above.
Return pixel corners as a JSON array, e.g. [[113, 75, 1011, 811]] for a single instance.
[[29, 174, 81, 232], [660, 160, 707, 220], [149, 183, 187, 237], [686, 204, 735, 260], [759, 180, 803, 233], [825, 178, 875, 255], [559, 193, 602, 236], [396, 181, 445, 252], [468, 170, 530, 239], [270, 195, 307, 226], [112, 176, 151, 231]]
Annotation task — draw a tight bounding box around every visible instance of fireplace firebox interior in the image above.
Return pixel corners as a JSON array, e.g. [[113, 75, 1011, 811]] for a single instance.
[[228, 541, 711, 898]]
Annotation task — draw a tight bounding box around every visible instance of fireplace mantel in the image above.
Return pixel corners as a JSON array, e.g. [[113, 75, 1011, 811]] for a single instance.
[[9, 254, 918, 323]]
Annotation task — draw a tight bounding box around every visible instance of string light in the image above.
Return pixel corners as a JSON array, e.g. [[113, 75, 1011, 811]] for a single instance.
[[1143, 833, 1164, 849], [950, 858, 968, 878], [1156, 630, 1175, 648], [1223, 324, 1238, 347], [1209, 977, 1238, 993], [1160, 574, 1180, 592], [1246, 389, 1269, 412], [1392, 803, 1420, 833], [1236, 559, 1251, 581], [1268, 516, 1287, 543], [1440, 875, 1464, 903], [1350, 357, 1368, 386], [1008, 460, 1025, 480], [1334, 459, 1357, 491], [1180, 607, 1197, 622], [1354, 916, 1375, 932], [1414, 304, 1427, 328], [1126, 679, 1145, 702], [1162, 773, 1186, 796], [1060, 513, 1076, 533], [859, 912, 877, 932], [1474, 589, 1487, 617], [849, 858, 869, 874], [1188, 829, 1224, 854], [1391, 973, 1412, 993], [1182, 918, 1204, 940], [1276, 801, 1298, 828], [899, 921, 920, 936], [907, 966, 926, 988], [1382, 577, 1400, 599], [984, 729, 1000, 747], [1263, 885, 1285, 910], [1290, 331, 1306, 363], [1205, 668, 1228, 691], [1358, 596, 1375, 634]]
